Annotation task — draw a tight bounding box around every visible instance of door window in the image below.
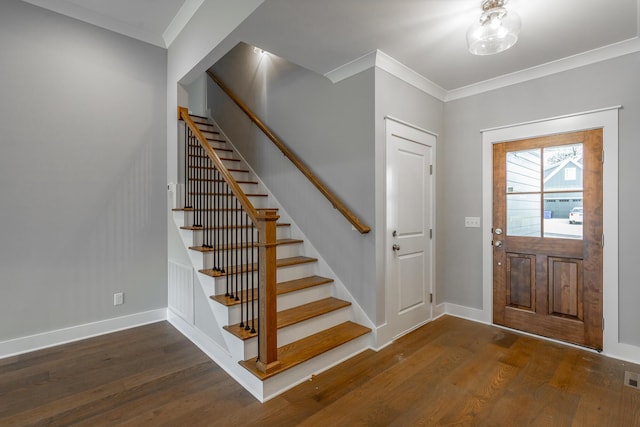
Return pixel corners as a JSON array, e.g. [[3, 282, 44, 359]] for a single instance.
[[505, 144, 583, 240]]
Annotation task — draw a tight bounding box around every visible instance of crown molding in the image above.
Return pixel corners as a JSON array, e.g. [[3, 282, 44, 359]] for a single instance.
[[325, 50, 447, 101], [375, 51, 448, 101], [325, 36, 640, 103], [163, 0, 205, 48], [446, 37, 640, 101], [324, 51, 378, 84]]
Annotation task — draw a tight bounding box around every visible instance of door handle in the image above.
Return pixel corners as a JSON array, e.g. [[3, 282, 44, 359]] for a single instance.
[[392, 244, 400, 251], [494, 240, 503, 248]]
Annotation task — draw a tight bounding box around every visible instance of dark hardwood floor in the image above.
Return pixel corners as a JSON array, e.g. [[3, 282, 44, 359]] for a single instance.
[[1, 315, 638, 426]]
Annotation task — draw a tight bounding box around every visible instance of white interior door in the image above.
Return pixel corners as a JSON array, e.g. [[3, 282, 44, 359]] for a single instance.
[[386, 118, 435, 339]]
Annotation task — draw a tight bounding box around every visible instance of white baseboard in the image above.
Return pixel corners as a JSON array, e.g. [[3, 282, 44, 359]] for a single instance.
[[603, 341, 640, 366], [433, 303, 446, 320], [443, 303, 488, 324], [0, 309, 167, 359], [441, 302, 640, 365]]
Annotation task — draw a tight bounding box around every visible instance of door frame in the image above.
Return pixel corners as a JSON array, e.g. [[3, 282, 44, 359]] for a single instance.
[[481, 106, 626, 358], [383, 116, 437, 342]]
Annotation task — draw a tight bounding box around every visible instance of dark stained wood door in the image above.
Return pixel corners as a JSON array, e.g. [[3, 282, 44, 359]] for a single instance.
[[492, 130, 603, 350]]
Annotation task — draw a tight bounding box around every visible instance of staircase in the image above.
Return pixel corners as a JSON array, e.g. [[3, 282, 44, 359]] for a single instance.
[[170, 112, 372, 400]]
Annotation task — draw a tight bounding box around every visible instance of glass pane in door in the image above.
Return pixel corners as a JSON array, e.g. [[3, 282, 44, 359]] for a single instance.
[[507, 194, 541, 237], [543, 144, 583, 191], [543, 192, 583, 239], [507, 149, 541, 193]]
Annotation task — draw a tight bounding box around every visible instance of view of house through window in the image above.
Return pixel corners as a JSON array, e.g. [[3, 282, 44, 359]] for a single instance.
[[506, 144, 583, 239]]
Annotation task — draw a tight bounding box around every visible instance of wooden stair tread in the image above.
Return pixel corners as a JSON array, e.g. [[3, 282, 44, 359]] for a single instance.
[[180, 223, 289, 231], [199, 256, 316, 278], [239, 321, 371, 380], [188, 192, 267, 197], [175, 207, 276, 212], [223, 297, 351, 340], [188, 166, 248, 173], [277, 297, 351, 328], [210, 275, 334, 307], [188, 114, 209, 120], [276, 275, 334, 294], [188, 178, 258, 184], [190, 238, 302, 253]]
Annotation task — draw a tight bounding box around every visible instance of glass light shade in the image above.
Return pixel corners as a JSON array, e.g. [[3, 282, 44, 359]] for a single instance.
[[467, 7, 521, 55]]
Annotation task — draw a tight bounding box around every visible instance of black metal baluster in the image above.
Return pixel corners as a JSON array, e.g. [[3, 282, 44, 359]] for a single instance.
[[237, 198, 243, 328], [193, 133, 202, 229], [244, 211, 250, 331], [251, 221, 256, 334], [206, 154, 212, 248], [233, 192, 238, 302], [214, 168, 220, 276], [255, 226, 260, 360], [183, 123, 188, 209], [224, 180, 231, 299]]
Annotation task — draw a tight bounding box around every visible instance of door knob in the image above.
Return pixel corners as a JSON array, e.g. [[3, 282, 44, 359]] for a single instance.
[[392, 244, 400, 251], [494, 240, 503, 248]]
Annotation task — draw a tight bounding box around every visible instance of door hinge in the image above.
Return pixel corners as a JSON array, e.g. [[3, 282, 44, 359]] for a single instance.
[[430, 165, 433, 175], [602, 234, 605, 248], [429, 229, 433, 239], [430, 293, 433, 303]]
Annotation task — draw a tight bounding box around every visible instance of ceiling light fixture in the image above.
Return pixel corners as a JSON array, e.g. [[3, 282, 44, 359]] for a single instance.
[[467, 0, 521, 55]]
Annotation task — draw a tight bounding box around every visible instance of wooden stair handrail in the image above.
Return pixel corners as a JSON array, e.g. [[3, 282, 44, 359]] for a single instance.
[[207, 70, 371, 234]]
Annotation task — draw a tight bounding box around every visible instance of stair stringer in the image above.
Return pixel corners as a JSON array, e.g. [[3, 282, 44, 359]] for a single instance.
[[207, 116, 377, 337]]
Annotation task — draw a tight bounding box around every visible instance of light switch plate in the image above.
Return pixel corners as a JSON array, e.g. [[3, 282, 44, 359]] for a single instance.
[[465, 217, 481, 228]]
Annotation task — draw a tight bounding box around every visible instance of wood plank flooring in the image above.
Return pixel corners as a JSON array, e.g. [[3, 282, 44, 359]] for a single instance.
[[1, 315, 638, 426]]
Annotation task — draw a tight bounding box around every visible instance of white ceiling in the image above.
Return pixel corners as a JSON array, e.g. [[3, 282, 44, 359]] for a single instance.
[[22, 0, 640, 97]]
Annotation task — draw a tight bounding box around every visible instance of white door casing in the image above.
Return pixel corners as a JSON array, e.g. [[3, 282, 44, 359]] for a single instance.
[[480, 107, 633, 362], [385, 117, 436, 340]]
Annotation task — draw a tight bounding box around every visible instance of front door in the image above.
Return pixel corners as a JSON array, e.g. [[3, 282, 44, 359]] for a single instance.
[[386, 119, 435, 339], [492, 130, 603, 350]]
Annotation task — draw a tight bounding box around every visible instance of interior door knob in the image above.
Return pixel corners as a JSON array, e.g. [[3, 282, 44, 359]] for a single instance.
[[392, 244, 400, 251], [494, 240, 503, 248]]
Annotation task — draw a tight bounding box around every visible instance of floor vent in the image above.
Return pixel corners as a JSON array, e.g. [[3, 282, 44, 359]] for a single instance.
[[624, 371, 640, 390]]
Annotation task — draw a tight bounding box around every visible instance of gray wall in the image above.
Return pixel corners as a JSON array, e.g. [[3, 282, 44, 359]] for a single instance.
[[443, 52, 640, 346], [208, 43, 377, 320], [374, 68, 444, 325], [0, 1, 167, 341]]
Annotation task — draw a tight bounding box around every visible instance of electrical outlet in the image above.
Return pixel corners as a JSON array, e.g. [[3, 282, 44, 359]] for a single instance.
[[114, 292, 124, 306], [465, 217, 481, 228]]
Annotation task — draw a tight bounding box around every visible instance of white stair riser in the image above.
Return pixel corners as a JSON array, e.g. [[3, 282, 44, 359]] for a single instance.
[[220, 282, 333, 324], [275, 283, 332, 311], [181, 210, 269, 227], [199, 244, 301, 268], [183, 226, 291, 245], [185, 194, 269, 209], [182, 227, 290, 246], [208, 262, 317, 295], [276, 263, 317, 283], [262, 335, 370, 400], [235, 307, 352, 360]]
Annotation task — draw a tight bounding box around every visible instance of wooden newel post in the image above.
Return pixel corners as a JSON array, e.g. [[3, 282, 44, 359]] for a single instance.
[[256, 209, 280, 374]]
